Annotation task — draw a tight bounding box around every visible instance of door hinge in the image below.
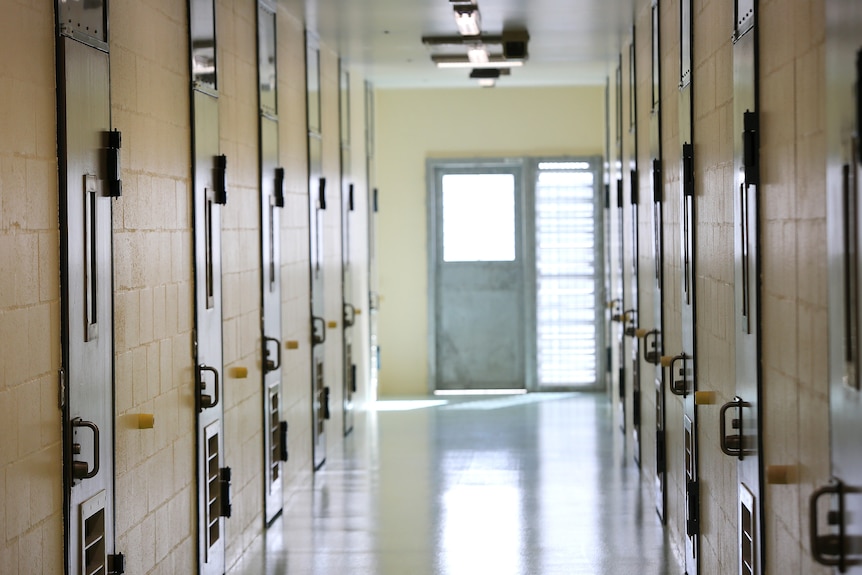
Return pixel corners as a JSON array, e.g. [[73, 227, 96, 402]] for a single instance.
[[743, 110, 760, 186], [652, 158, 662, 203], [323, 387, 331, 420], [108, 553, 125, 574], [682, 143, 694, 196], [58, 368, 66, 409], [318, 177, 327, 210], [656, 429, 666, 474], [616, 178, 623, 208], [630, 169, 639, 205], [106, 129, 123, 197], [214, 154, 228, 205], [686, 479, 700, 536], [274, 167, 285, 208], [219, 467, 232, 518]]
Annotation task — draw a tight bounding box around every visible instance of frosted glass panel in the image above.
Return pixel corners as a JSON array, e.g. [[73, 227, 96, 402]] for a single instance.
[[442, 174, 516, 262]]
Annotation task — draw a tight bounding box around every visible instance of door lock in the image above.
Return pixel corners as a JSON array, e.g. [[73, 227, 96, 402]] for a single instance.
[[343, 303, 356, 328], [312, 316, 326, 346], [636, 328, 661, 364], [71, 418, 100, 481]]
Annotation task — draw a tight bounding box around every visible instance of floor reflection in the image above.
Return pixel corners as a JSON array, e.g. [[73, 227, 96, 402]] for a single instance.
[[231, 393, 679, 575]]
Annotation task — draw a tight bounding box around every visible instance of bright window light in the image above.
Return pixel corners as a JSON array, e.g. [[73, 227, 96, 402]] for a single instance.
[[442, 174, 516, 262]]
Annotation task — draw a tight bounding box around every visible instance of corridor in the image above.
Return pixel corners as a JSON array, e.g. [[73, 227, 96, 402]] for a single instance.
[[231, 393, 679, 575]]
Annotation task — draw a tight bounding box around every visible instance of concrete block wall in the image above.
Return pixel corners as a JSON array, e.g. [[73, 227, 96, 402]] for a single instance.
[[0, 0, 371, 573], [612, 0, 831, 572]]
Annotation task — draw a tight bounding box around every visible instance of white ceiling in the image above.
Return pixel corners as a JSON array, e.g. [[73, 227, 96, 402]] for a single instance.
[[284, 0, 634, 88]]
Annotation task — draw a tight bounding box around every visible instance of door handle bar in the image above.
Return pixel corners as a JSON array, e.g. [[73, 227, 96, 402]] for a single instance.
[[343, 303, 356, 328], [198, 364, 220, 410], [312, 316, 326, 345], [263, 336, 281, 373], [71, 417, 100, 480], [719, 396, 747, 459], [661, 353, 687, 396], [810, 480, 845, 570]]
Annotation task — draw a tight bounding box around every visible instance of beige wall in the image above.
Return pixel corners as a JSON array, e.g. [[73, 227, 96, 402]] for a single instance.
[[375, 86, 606, 396], [0, 2, 62, 572]]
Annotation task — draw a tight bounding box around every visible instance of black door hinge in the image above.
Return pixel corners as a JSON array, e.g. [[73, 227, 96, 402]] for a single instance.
[[219, 467, 232, 518], [108, 553, 125, 574], [279, 421, 289, 462], [686, 479, 700, 536]]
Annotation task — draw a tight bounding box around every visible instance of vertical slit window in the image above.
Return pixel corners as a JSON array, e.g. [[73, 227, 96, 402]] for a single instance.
[[535, 163, 599, 387]]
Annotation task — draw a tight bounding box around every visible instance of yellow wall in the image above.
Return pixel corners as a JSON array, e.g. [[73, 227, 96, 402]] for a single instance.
[[375, 86, 606, 396]]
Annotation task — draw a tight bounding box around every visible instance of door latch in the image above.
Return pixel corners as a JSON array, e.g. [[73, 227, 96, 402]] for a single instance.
[[312, 316, 326, 345], [343, 303, 356, 328], [263, 336, 281, 373], [636, 328, 661, 364]]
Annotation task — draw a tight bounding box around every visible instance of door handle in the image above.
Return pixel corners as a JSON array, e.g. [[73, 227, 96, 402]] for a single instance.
[[719, 396, 748, 458], [198, 364, 220, 410], [71, 418, 100, 480], [636, 328, 660, 364], [719, 397, 742, 457], [661, 353, 687, 396], [810, 480, 845, 569], [343, 303, 356, 327], [312, 316, 326, 345], [621, 309, 637, 336], [263, 336, 281, 373]]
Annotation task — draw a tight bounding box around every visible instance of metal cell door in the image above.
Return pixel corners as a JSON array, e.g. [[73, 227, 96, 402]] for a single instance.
[[307, 34, 329, 470], [627, 36, 642, 468], [645, 0, 667, 523], [340, 66, 357, 436], [725, 2, 765, 574], [366, 83, 380, 393], [668, 0, 701, 571], [189, 1, 231, 572], [809, 0, 862, 571], [57, 2, 123, 572], [257, 0, 287, 525], [431, 164, 526, 391]]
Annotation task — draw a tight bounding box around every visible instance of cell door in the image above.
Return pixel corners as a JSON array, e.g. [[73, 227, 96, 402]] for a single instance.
[[432, 165, 526, 391], [724, 3, 765, 574], [627, 36, 642, 468], [809, 0, 862, 571], [189, 1, 231, 573], [365, 82, 380, 393], [645, 0, 667, 523], [57, 2, 123, 572], [257, 0, 287, 525], [340, 67, 357, 436], [307, 34, 329, 470], [672, 0, 701, 571], [611, 58, 629, 434]]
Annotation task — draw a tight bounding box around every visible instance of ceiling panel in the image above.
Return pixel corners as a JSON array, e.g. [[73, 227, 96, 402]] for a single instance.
[[285, 0, 634, 88]]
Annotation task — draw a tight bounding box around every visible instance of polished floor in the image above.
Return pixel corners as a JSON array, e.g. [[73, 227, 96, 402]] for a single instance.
[[231, 392, 681, 575]]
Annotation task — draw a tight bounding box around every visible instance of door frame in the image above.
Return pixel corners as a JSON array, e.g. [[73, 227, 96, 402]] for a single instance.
[[426, 157, 606, 394]]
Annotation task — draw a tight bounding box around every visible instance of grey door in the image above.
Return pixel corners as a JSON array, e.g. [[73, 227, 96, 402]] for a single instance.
[[340, 66, 356, 436], [432, 165, 526, 391], [257, 0, 286, 526], [810, 0, 862, 570], [57, 3, 121, 571], [189, 1, 231, 572], [726, 3, 765, 573], [627, 37, 642, 468], [647, 0, 667, 523], [307, 34, 329, 470], [365, 83, 380, 390], [678, 0, 701, 571]]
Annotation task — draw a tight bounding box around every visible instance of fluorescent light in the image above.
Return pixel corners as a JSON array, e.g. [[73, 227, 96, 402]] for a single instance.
[[468, 47, 489, 64], [435, 59, 524, 69], [454, 8, 481, 36], [478, 78, 496, 87]]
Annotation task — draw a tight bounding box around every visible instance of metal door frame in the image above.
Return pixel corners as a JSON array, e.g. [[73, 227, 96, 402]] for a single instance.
[[340, 62, 357, 435]]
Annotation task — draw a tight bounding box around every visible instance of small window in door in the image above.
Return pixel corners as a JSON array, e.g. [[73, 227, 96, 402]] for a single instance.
[[442, 174, 516, 262]]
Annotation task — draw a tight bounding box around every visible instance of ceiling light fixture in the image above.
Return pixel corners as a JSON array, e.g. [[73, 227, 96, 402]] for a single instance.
[[468, 46, 489, 64], [434, 57, 524, 69], [454, 7, 481, 36]]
